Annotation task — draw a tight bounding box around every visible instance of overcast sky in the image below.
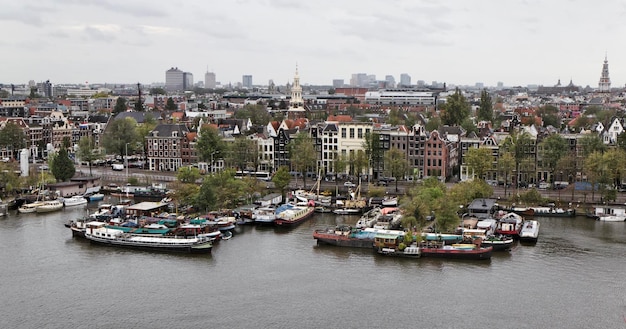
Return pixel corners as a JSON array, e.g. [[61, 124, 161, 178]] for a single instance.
[[2, 0, 624, 88]]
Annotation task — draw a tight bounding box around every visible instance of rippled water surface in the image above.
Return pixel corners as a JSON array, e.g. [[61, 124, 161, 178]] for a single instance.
[[1, 205, 626, 329]]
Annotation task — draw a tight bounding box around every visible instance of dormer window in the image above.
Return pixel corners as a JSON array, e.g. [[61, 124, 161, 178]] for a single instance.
[[172, 131, 178, 138]]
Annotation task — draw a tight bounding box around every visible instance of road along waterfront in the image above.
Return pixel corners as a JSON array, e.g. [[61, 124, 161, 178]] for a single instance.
[[1, 204, 626, 328]]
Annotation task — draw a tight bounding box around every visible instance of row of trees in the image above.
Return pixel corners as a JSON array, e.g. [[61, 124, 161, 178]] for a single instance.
[[463, 130, 626, 202]]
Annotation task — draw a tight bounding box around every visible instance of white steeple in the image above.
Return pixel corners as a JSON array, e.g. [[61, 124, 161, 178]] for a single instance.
[[289, 64, 303, 108], [598, 54, 611, 93]]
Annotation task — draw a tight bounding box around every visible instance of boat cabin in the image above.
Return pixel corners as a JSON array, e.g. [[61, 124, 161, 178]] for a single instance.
[[125, 201, 170, 218], [374, 232, 405, 249], [466, 198, 498, 219]]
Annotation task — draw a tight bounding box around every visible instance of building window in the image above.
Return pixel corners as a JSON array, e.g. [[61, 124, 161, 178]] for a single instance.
[[349, 128, 355, 138], [341, 128, 346, 138]]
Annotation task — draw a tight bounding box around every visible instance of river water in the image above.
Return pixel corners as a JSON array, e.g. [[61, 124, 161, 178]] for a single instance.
[[1, 203, 626, 329]]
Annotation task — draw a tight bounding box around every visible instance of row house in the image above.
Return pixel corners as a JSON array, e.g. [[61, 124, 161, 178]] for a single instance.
[[267, 119, 307, 171], [376, 124, 428, 179], [146, 123, 191, 172], [423, 130, 455, 181], [247, 132, 274, 173], [49, 111, 73, 150], [336, 122, 372, 177], [459, 134, 500, 182]]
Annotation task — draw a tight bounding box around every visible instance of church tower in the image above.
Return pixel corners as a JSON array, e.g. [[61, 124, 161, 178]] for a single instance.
[[598, 55, 611, 93], [287, 65, 306, 119]]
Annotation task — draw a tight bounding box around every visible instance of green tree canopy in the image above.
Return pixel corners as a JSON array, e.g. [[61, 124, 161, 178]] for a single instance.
[[149, 87, 167, 95], [165, 97, 177, 111], [536, 105, 559, 128], [384, 148, 408, 191], [579, 134, 606, 157], [272, 166, 292, 199], [540, 134, 568, 180], [176, 166, 201, 184], [287, 133, 317, 188], [363, 132, 383, 179], [501, 130, 534, 186], [440, 88, 470, 126], [234, 104, 272, 126], [49, 148, 75, 182], [465, 147, 492, 180], [477, 89, 493, 122], [0, 122, 26, 159], [498, 151, 515, 196], [225, 137, 256, 171], [196, 125, 226, 165], [77, 136, 103, 176], [101, 118, 142, 157], [113, 97, 127, 114]]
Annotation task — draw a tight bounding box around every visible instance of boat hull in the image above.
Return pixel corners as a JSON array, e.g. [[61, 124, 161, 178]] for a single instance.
[[419, 245, 493, 260], [313, 232, 374, 248], [274, 207, 314, 227], [481, 237, 514, 251], [85, 234, 212, 254]]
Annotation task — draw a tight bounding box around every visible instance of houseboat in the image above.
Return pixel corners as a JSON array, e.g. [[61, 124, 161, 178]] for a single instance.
[[591, 205, 626, 222], [84, 225, 213, 253], [519, 220, 540, 243], [313, 225, 404, 249], [274, 203, 315, 227]]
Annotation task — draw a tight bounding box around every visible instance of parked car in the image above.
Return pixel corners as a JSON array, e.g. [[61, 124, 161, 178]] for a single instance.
[[376, 180, 388, 186], [343, 181, 356, 188]]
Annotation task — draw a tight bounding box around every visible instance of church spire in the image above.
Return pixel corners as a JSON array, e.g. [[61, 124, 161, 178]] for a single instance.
[[289, 64, 303, 108], [598, 54, 611, 93]]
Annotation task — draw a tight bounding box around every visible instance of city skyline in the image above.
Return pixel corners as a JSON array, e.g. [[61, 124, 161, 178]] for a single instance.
[[2, 0, 625, 88]]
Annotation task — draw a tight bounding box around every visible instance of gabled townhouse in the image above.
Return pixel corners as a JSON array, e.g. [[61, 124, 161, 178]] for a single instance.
[[247, 131, 274, 173], [423, 130, 455, 181], [146, 123, 190, 171], [602, 117, 624, 144]]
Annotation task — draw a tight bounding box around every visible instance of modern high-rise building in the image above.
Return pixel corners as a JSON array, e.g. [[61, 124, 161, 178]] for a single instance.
[[165, 67, 184, 91], [332, 79, 344, 88], [598, 55, 611, 93], [204, 71, 216, 89], [385, 75, 396, 88], [242, 75, 253, 89], [400, 73, 411, 87], [350, 73, 368, 87], [183, 72, 193, 90]]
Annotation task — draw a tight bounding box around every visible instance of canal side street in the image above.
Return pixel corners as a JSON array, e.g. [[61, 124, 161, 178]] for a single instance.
[[74, 164, 626, 209]]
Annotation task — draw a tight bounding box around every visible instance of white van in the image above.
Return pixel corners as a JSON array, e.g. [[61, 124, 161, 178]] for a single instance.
[[538, 182, 551, 190], [112, 164, 124, 171]]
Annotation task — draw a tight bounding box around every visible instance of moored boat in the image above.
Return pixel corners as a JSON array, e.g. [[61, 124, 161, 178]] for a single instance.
[[274, 204, 315, 227], [18, 201, 45, 214], [85, 193, 105, 202], [63, 195, 88, 207], [519, 220, 540, 243], [417, 240, 493, 260], [529, 206, 575, 217], [463, 228, 513, 251], [495, 212, 524, 238], [253, 206, 277, 225], [591, 205, 626, 222], [313, 225, 403, 248], [36, 200, 64, 213], [84, 225, 213, 253]]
